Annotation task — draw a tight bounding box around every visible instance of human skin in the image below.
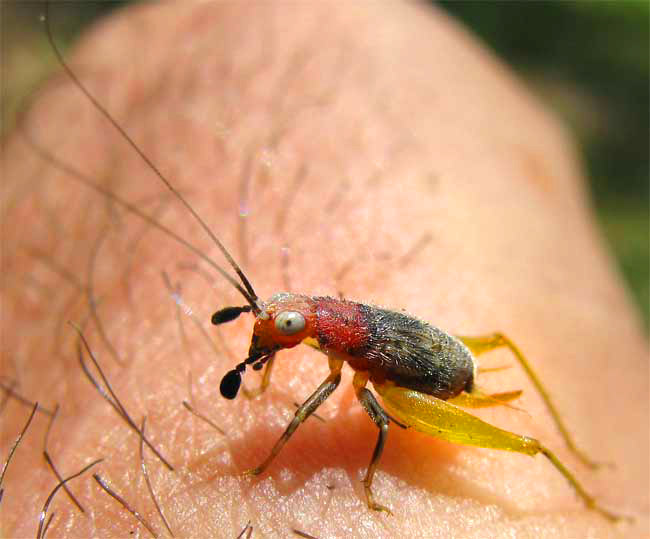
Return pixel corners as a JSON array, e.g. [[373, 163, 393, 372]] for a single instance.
[[1, 1, 648, 537]]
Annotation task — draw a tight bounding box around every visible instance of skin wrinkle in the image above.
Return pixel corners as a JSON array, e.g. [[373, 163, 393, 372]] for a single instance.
[[1, 1, 648, 538]]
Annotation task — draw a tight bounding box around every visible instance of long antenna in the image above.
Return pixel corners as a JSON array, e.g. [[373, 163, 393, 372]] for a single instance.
[[24, 128, 256, 310], [42, 2, 261, 313]]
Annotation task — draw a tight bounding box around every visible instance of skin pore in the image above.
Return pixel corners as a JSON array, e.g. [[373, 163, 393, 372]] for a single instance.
[[1, 2, 647, 537]]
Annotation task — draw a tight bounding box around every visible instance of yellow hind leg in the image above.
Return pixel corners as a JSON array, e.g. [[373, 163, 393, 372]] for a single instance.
[[375, 384, 625, 522], [449, 389, 522, 409], [458, 333, 605, 469]]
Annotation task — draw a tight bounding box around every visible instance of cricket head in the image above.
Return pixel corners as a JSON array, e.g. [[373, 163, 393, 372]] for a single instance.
[[213, 293, 315, 399]]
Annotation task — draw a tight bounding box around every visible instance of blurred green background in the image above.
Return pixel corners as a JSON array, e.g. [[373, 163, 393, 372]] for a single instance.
[[440, 1, 649, 329], [3, 1, 648, 328]]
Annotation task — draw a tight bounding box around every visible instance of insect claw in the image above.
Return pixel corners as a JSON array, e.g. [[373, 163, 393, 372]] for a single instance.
[[243, 467, 262, 477], [363, 479, 393, 515], [368, 502, 393, 516]]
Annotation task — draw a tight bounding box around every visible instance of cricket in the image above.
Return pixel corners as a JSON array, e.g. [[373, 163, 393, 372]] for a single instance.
[[39, 1, 626, 525]]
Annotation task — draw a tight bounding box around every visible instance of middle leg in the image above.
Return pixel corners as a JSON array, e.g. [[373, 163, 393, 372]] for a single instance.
[[353, 371, 392, 514]]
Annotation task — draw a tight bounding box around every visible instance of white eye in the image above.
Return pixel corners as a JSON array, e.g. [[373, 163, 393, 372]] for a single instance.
[[274, 311, 306, 335]]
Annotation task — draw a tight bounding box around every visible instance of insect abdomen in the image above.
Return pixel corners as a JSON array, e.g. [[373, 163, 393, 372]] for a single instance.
[[313, 299, 474, 400]]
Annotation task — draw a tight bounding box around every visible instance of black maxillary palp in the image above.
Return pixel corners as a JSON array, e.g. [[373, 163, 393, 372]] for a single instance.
[[211, 306, 252, 325], [220, 362, 246, 399], [220, 353, 267, 399], [219, 370, 241, 399]]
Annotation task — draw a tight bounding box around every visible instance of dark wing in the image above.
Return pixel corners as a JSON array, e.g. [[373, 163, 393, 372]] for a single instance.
[[364, 307, 474, 399]]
